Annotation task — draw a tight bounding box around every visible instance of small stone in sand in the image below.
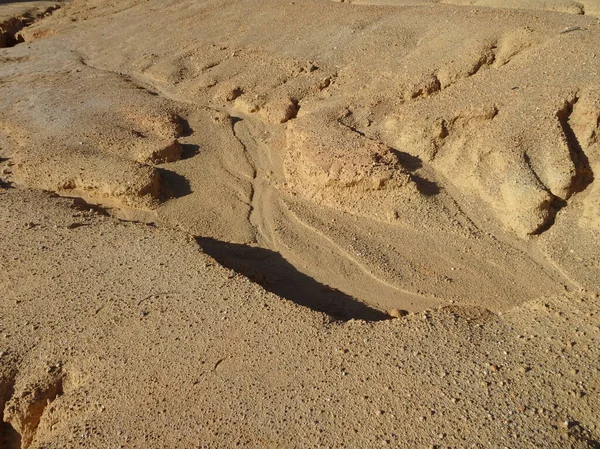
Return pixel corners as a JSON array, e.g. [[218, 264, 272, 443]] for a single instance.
[[389, 309, 408, 318]]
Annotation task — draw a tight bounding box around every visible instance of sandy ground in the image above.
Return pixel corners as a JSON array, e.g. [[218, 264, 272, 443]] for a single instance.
[[0, 0, 599, 448]]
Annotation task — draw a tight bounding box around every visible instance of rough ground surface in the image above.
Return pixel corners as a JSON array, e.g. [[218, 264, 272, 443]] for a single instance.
[[0, 0, 599, 448]]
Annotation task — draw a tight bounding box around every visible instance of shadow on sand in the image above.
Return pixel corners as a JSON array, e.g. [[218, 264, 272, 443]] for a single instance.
[[197, 237, 389, 322]]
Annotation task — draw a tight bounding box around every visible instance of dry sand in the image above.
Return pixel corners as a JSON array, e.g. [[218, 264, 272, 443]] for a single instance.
[[0, 0, 599, 448]]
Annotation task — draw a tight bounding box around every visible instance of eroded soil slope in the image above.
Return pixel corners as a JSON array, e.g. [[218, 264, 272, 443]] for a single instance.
[[2, 0, 599, 315], [0, 0, 599, 447], [1, 187, 599, 449]]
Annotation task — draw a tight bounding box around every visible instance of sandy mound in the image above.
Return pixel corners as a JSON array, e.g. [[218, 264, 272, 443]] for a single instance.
[[0, 62, 191, 209]]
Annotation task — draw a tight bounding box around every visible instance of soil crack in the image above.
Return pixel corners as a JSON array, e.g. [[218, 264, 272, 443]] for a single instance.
[[230, 116, 259, 241], [556, 96, 595, 197]]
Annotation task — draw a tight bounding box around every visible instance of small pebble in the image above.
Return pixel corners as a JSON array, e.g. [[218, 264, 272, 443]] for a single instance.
[[389, 308, 408, 318], [560, 26, 581, 34]]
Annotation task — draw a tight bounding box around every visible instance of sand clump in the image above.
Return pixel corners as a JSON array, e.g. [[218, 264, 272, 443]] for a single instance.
[[0, 65, 193, 209]]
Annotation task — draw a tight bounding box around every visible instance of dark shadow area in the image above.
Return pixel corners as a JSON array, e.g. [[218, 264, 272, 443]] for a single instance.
[[134, 85, 159, 97], [565, 421, 600, 449], [68, 196, 109, 215], [0, 377, 21, 449], [157, 168, 192, 198], [123, 76, 160, 97], [196, 237, 389, 322], [0, 2, 60, 48], [343, 123, 365, 137], [0, 34, 23, 49], [0, 179, 12, 189], [410, 173, 440, 196], [0, 20, 25, 49], [532, 196, 567, 235], [556, 99, 594, 195], [0, 422, 21, 449], [390, 149, 423, 172], [181, 143, 200, 159], [177, 117, 194, 137], [389, 149, 440, 196]]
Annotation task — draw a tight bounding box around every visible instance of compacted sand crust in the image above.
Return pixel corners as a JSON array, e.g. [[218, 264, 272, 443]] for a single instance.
[[0, 0, 599, 448]]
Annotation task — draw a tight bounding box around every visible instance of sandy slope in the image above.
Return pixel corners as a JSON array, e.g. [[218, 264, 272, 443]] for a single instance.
[[1, 0, 599, 315], [0, 0, 599, 447], [1, 187, 599, 449], [339, 0, 600, 17]]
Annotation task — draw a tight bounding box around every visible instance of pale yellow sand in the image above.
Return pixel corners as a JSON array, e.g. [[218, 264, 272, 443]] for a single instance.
[[0, 0, 599, 447]]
